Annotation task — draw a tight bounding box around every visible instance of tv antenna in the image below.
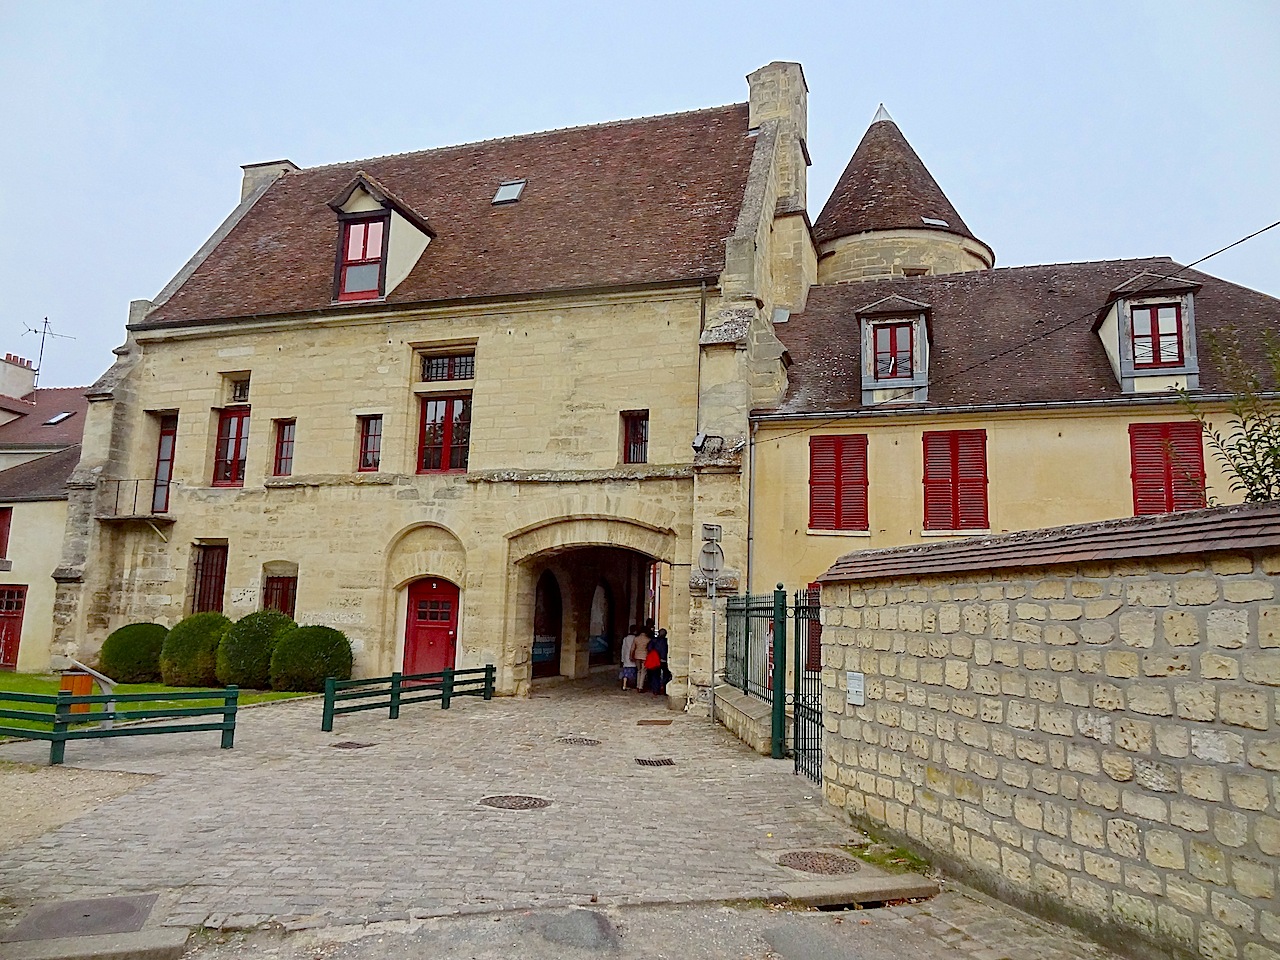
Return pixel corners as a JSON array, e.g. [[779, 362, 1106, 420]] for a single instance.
[[21, 318, 75, 387]]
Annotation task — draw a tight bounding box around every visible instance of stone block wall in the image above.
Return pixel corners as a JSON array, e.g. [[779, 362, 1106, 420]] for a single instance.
[[820, 544, 1279, 960]]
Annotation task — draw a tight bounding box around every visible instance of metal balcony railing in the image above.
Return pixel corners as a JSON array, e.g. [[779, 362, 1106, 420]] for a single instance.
[[99, 479, 172, 518]]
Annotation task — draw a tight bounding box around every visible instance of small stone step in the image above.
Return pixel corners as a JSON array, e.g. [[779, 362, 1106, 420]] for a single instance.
[[0, 928, 191, 960], [779, 874, 939, 908]]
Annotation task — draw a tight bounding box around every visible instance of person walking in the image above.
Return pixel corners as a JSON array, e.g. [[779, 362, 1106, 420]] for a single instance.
[[619, 624, 639, 690], [633, 626, 651, 693], [648, 628, 670, 696]]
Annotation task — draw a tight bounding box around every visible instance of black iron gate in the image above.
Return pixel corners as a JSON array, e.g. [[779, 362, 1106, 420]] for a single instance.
[[791, 586, 822, 784]]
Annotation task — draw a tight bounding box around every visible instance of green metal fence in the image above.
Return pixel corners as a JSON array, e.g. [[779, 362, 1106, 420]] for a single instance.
[[321, 665, 495, 731], [0, 687, 239, 765]]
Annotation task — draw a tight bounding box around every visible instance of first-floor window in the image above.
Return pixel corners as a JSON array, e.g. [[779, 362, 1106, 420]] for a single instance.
[[1130, 422, 1206, 514], [622, 410, 649, 464], [213, 408, 250, 487], [808, 435, 868, 530], [418, 396, 471, 472], [923, 429, 988, 530], [358, 415, 382, 471], [273, 420, 296, 477], [191, 544, 228, 614], [263, 576, 298, 618]]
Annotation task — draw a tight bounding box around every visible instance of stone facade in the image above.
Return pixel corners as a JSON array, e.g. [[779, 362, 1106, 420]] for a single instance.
[[819, 521, 1280, 959], [817, 229, 992, 284]]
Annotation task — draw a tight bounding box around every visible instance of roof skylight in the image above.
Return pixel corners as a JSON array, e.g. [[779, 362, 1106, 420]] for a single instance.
[[492, 180, 526, 204], [43, 411, 75, 425], [921, 216, 949, 227]]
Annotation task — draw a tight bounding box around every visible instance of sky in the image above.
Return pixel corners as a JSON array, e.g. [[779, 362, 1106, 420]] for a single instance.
[[1, 0, 1278, 388]]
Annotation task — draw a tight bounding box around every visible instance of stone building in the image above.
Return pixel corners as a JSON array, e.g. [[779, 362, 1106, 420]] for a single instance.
[[50, 62, 1278, 698]]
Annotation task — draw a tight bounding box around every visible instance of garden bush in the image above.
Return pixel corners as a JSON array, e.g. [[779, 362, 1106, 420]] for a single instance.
[[216, 609, 296, 689], [159, 612, 231, 687], [269, 625, 353, 692], [98, 622, 169, 683]]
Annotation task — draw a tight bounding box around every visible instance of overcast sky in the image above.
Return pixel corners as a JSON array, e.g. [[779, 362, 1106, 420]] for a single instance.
[[2, 0, 1277, 388]]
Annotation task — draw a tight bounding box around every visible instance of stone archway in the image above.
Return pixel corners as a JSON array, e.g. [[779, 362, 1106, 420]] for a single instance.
[[381, 524, 467, 676]]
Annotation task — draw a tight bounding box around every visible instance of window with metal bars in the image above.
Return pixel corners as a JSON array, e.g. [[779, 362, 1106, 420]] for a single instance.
[[418, 396, 471, 472], [213, 408, 250, 487], [273, 420, 296, 477], [358, 415, 382, 471], [922, 430, 988, 530], [263, 576, 298, 618], [808, 435, 869, 531], [621, 411, 648, 464], [336, 217, 387, 301], [191, 544, 228, 614], [420, 352, 475, 382], [1129, 422, 1206, 515]]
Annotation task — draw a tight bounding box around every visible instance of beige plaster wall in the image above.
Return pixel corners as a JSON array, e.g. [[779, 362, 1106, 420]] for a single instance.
[[1, 499, 67, 671], [817, 230, 992, 284], [750, 407, 1240, 594]]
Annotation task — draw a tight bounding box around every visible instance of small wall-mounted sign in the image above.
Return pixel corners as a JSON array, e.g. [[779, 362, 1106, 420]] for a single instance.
[[846, 671, 865, 706]]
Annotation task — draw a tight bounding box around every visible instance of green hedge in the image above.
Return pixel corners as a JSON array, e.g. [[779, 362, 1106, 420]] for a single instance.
[[216, 610, 296, 689], [160, 612, 231, 687], [98, 622, 169, 683], [269, 625, 353, 692]]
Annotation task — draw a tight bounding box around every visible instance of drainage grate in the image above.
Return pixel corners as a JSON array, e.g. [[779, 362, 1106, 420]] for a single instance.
[[777, 851, 862, 875], [636, 719, 672, 726], [331, 741, 376, 750], [557, 736, 602, 746], [479, 795, 553, 810], [635, 757, 675, 767]]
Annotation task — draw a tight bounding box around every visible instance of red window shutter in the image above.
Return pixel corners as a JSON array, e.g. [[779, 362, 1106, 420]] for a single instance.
[[838, 435, 869, 530], [1130, 422, 1205, 514], [1165, 422, 1206, 510], [922, 432, 955, 530], [954, 430, 989, 529], [0, 507, 10, 558], [804, 583, 822, 672], [923, 430, 987, 530], [809, 437, 838, 529]]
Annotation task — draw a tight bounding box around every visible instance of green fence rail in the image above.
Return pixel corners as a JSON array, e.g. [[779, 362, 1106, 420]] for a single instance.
[[321, 665, 495, 732], [0, 687, 239, 766]]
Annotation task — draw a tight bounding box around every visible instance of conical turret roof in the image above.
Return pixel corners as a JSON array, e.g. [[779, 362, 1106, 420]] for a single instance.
[[813, 106, 983, 248]]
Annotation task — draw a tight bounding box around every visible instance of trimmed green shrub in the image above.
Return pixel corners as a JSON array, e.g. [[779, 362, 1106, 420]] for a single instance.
[[216, 610, 296, 689], [98, 622, 169, 683], [160, 612, 231, 687], [269, 625, 353, 692]]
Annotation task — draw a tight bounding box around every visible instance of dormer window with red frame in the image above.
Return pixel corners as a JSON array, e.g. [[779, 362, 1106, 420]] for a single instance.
[[1131, 304, 1183, 368], [336, 217, 387, 301], [873, 323, 913, 380]]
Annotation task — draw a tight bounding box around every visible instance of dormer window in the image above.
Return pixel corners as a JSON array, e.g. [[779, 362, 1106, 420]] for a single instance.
[[337, 216, 387, 301], [1095, 274, 1200, 394], [856, 295, 932, 404], [873, 323, 914, 380], [1131, 304, 1183, 368]]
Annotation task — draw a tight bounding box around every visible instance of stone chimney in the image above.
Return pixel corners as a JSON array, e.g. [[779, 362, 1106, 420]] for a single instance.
[[0, 353, 37, 400], [240, 159, 300, 203], [747, 61, 809, 210]]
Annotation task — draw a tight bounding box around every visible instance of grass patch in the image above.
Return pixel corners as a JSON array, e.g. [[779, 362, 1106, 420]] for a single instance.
[[843, 839, 931, 874], [0, 673, 305, 735]]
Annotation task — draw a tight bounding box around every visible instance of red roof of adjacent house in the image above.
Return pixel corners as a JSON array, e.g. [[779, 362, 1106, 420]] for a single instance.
[[0, 387, 89, 447], [143, 104, 756, 326], [812, 112, 984, 252], [768, 257, 1280, 415], [0, 445, 81, 502]]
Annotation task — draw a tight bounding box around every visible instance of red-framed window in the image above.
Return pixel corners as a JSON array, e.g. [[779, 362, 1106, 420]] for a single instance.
[[1130, 422, 1206, 515], [358, 415, 383, 471], [336, 217, 387, 301], [0, 507, 11, 558], [192, 544, 228, 614], [1131, 303, 1183, 368], [273, 420, 295, 477], [418, 396, 471, 472], [873, 323, 914, 380], [809, 435, 869, 531], [213, 408, 250, 487], [263, 576, 298, 618], [923, 430, 988, 530], [622, 410, 649, 464], [151, 414, 178, 512], [421, 352, 476, 382]]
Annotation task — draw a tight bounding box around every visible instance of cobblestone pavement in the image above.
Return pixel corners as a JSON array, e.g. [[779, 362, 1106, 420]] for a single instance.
[[0, 677, 856, 929]]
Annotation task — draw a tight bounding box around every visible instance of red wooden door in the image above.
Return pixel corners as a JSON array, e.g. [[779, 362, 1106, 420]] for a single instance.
[[404, 579, 458, 675], [0, 586, 27, 670]]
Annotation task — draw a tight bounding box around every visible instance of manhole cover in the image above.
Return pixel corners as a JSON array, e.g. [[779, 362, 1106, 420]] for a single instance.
[[557, 736, 602, 746], [637, 719, 672, 726], [2, 894, 158, 942], [635, 757, 675, 767], [777, 851, 862, 875], [479, 795, 553, 810], [331, 741, 376, 750]]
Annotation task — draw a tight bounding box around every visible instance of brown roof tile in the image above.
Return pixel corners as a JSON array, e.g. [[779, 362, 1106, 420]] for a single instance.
[[144, 104, 755, 326], [0, 445, 81, 502], [0, 387, 89, 447], [819, 501, 1280, 583], [813, 116, 983, 249], [770, 258, 1280, 414]]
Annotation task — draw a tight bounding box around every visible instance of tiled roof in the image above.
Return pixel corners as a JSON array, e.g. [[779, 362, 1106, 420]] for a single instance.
[[812, 116, 983, 248], [819, 501, 1280, 583], [0, 387, 89, 447], [0, 445, 81, 502], [144, 104, 755, 326], [769, 258, 1280, 415]]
